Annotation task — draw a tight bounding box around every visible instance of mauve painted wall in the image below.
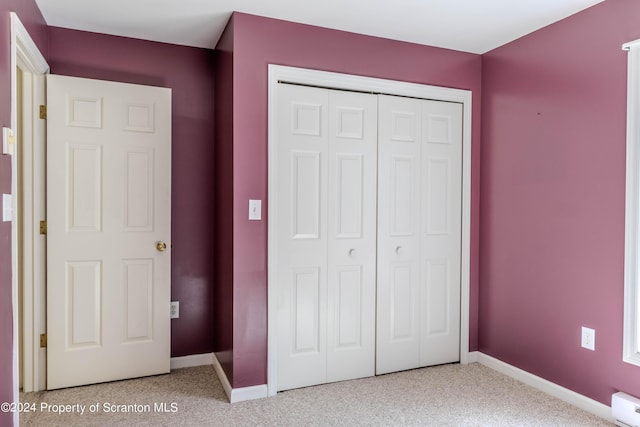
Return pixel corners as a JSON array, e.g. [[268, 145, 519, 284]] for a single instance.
[[480, 0, 640, 405], [0, 2, 47, 425], [48, 27, 216, 357], [214, 17, 235, 383], [228, 12, 482, 387]]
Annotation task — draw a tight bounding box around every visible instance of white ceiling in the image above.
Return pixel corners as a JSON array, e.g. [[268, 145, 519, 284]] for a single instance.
[[34, 0, 604, 54]]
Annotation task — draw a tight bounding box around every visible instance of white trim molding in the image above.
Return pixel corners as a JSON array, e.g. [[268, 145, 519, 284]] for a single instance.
[[465, 351, 479, 363], [267, 65, 473, 396], [170, 353, 213, 370], [10, 12, 49, 425], [212, 354, 268, 403], [477, 353, 613, 423], [623, 38, 640, 367]]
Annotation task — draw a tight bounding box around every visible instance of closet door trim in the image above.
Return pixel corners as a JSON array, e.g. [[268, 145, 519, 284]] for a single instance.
[[267, 65, 473, 396]]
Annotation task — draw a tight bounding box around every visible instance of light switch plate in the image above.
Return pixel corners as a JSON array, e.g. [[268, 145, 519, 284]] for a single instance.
[[249, 199, 262, 220], [2, 194, 12, 222], [3, 127, 15, 155]]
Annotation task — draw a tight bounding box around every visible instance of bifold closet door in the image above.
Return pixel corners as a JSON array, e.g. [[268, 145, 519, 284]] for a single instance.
[[376, 95, 462, 375], [376, 95, 422, 374], [419, 99, 462, 367], [276, 84, 377, 391]]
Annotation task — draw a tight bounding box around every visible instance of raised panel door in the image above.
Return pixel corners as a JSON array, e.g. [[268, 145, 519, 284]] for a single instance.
[[276, 84, 329, 391], [47, 75, 171, 389], [376, 95, 422, 375], [327, 90, 377, 383], [420, 100, 462, 367]]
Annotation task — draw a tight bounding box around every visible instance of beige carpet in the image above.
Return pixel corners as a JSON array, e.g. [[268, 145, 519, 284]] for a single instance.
[[19, 363, 612, 426]]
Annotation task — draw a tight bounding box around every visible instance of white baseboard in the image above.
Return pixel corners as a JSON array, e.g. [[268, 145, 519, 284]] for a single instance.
[[465, 350, 479, 363], [212, 353, 268, 403], [170, 353, 214, 370], [476, 353, 613, 423]]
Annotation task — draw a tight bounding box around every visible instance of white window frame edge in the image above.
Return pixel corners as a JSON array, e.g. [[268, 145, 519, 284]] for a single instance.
[[10, 11, 49, 423], [266, 64, 473, 396], [623, 39, 640, 366]]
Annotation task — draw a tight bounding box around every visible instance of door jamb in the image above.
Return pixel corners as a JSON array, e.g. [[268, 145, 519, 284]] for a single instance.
[[267, 65, 473, 396], [10, 12, 49, 414]]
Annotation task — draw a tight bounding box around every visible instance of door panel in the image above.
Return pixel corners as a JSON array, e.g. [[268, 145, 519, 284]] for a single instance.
[[326, 90, 376, 384], [419, 100, 462, 367], [292, 267, 321, 354], [277, 85, 377, 390], [47, 74, 171, 389], [276, 84, 462, 389], [67, 261, 101, 348], [277, 85, 329, 391], [376, 95, 422, 375]]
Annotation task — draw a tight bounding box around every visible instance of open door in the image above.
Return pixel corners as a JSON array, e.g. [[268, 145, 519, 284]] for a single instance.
[[46, 75, 172, 389]]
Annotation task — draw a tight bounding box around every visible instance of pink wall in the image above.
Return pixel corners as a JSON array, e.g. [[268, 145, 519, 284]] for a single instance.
[[213, 17, 235, 382], [8, 0, 633, 413], [480, 0, 640, 405], [0, 3, 48, 425], [227, 12, 482, 388], [47, 27, 217, 357]]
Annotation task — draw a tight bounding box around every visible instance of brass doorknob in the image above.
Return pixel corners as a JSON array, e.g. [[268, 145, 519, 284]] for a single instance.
[[156, 241, 167, 252]]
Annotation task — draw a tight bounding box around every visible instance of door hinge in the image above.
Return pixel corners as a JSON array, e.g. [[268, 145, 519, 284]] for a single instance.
[[40, 333, 47, 348], [39, 105, 46, 120], [39, 220, 46, 235]]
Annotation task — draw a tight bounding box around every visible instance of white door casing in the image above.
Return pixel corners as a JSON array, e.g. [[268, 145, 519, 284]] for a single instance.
[[46, 75, 172, 389], [276, 84, 377, 390], [19, 71, 47, 393], [267, 65, 473, 396], [10, 14, 49, 414]]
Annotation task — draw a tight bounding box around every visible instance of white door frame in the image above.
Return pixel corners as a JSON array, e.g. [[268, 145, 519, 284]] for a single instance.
[[10, 12, 49, 414], [267, 65, 473, 396]]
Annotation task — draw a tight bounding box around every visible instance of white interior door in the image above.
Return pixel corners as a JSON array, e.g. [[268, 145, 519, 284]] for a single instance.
[[326, 90, 377, 383], [276, 84, 329, 390], [376, 95, 422, 374], [46, 74, 172, 389], [277, 84, 377, 390], [276, 82, 463, 389], [376, 96, 462, 374], [419, 100, 462, 367]]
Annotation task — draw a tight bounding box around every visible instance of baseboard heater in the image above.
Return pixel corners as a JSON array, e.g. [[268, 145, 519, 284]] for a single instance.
[[613, 392, 640, 427]]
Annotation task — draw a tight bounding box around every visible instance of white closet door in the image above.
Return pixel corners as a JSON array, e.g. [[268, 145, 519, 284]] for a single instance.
[[277, 84, 377, 390], [277, 84, 462, 388], [376, 95, 422, 374], [327, 90, 377, 383], [277, 84, 330, 391], [420, 100, 462, 366], [377, 96, 463, 374]]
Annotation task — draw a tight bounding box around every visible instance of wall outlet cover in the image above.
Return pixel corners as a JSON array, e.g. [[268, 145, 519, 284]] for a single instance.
[[581, 326, 595, 351], [170, 301, 179, 319]]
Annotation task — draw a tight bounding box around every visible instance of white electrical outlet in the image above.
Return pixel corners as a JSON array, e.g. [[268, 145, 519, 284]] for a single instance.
[[581, 326, 595, 351], [170, 301, 179, 319]]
